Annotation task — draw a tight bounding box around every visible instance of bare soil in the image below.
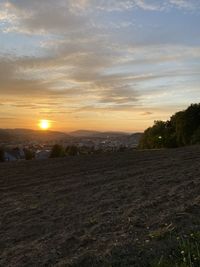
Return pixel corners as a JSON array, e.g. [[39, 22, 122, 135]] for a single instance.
[[0, 146, 200, 266]]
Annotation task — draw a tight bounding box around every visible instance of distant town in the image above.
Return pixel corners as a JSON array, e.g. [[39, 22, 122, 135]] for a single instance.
[[0, 129, 142, 162]]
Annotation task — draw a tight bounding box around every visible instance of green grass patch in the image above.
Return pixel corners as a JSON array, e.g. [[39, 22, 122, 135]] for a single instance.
[[149, 223, 175, 240], [151, 232, 200, 267]]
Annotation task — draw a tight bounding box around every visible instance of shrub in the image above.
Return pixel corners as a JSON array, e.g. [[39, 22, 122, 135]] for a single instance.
[[50, 144, 65, 158], [65, 145, 79, 156], [24, 149, 35, 160], [0, 147, 5, 162]]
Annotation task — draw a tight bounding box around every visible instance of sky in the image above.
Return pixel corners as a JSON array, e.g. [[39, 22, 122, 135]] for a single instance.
[[0, 0, 200, 132]]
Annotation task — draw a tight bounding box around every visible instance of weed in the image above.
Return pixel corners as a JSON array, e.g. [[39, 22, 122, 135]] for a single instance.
[[149, 223, 175, 240]]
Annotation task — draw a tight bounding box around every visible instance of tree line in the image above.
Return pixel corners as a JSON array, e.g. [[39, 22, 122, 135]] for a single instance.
[[0, 144, 128, 162], [139, 103, 200, 149]]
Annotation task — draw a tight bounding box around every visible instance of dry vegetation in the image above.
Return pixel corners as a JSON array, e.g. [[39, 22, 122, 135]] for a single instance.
[[0, 146, 200, 266]]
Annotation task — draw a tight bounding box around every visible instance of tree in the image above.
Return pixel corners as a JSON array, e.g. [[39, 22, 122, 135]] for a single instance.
[[50, 144, 65, 158], [24, 149, 35, 160], [65, 145, 79, 156], [139, 121, 170, 149], [139, 103, 200, 149], [171, 104, 200, 146], [191, 126, 200, 144], [0, 147, 5, 162]]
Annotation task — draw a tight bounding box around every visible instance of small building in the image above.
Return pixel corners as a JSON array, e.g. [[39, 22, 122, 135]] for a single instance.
[[35, 150, 50, 160], [4, 148, 25, 161], [4, 151, 18, 161]]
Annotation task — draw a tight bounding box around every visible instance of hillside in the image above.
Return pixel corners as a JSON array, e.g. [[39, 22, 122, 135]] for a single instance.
[[0, 146, 200, 266], [69, 130, 101, 137], [0, 129, 142, 146], [0, 129, 69, 143], [69, 130, 131, 138]]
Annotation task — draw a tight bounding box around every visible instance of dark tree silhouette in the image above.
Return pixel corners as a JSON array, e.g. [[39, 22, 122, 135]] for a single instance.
[[65, 145, 79, 156], [139, 103, 200, 149], [0, 147, 5, 162], [50, 144, 65, 158], [24, 149, 35, 160]]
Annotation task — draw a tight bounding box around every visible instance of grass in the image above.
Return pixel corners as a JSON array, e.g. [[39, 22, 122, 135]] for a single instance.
[[149, 223, 175, 240], [71, 230, 200, 267], [151, 231, 200, 267]]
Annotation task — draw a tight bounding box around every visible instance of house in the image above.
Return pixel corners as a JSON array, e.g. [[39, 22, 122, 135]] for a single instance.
[[4, 147, 25, 161], [35, 150, 50, 160], [4, 151, 18, 161]]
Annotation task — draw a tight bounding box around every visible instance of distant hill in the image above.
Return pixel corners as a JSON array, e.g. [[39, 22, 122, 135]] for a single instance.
[[69, 130, 142, 147], [69, 130, 131, 138], [69, 130, 101, 137], [0, 129, 12, 143], [92, 131, 130, 138], [128, 132, 143, 143], [0, 128, 143, 146], [0, 128, 69, 143]]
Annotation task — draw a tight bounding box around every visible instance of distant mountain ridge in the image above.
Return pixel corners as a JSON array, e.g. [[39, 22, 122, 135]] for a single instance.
[[69, 130, 101, 137], [0, 128, 142, 145], [69, 130, 130, 138], [69, 130, 142, 147], [0, 128, 68, 143]]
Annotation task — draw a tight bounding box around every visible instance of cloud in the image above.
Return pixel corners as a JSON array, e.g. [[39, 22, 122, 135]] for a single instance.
[[134, 0, 163, 11], [94, 0, 200, 12], [169, 0, 199, 10], [1, 0, 199, 35], [141, 111, 153, 116], [0, 53, 127, 105], [0, 0, 89, 34], [0, 42, 199, 109], [0, 0, 199, 131], [71, 0, 199, 12]]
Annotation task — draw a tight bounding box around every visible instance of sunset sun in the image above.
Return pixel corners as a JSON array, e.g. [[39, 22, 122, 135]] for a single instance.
[[39, 120, 50, 130]]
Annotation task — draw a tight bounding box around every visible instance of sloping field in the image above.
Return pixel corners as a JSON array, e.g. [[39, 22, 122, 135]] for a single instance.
[[0, 146, 200, 266]]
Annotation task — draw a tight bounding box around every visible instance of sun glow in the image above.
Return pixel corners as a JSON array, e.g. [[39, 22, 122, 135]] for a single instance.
[[39, 119, 50, 130]]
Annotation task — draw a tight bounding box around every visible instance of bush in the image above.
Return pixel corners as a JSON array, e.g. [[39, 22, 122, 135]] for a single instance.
[[65, 145, 79, 156], [50, 144, 65, 158], [24, 149, 35, 160], [0, 147, 5, 162]]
